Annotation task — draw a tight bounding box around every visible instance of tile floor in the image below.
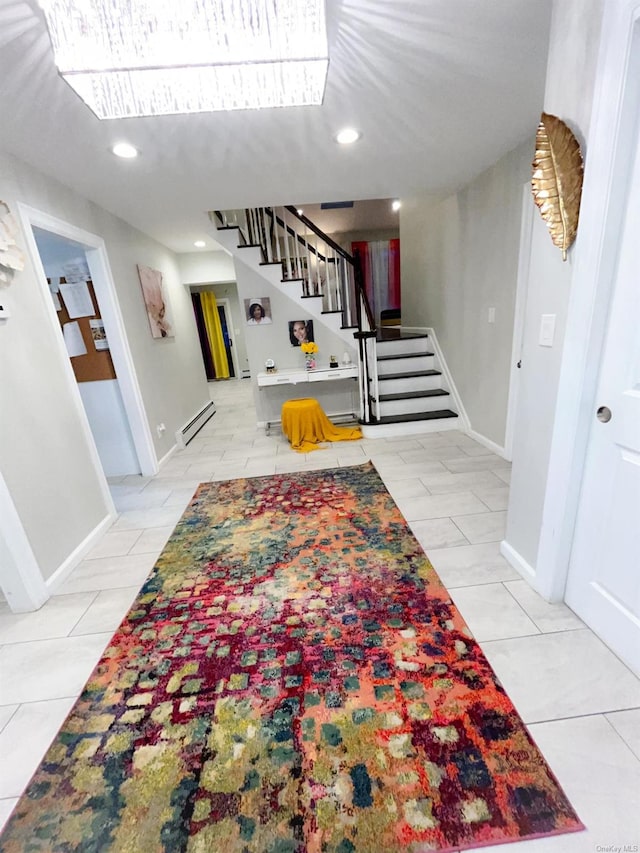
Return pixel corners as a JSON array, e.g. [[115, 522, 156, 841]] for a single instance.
[[0, 379, 639, 850]]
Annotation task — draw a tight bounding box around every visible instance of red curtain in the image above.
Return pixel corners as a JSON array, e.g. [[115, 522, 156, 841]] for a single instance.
[[351, 239, 401, 320]]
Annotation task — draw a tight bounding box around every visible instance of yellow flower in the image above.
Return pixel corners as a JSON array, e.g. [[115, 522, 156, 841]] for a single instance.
[[301, 341, 318, 354]]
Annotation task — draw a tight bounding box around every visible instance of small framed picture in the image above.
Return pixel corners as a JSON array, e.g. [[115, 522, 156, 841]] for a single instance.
[[245, 297, 272, 325], [288, 320, 314, 347]]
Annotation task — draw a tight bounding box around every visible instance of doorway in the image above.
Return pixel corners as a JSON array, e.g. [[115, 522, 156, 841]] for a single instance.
[[190, 285, 248, 381], [32, 228, 139, 477], [17, 205, 157, 478]]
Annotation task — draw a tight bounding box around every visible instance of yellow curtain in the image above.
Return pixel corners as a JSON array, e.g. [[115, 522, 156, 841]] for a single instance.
[[200, 292, 230, 379]]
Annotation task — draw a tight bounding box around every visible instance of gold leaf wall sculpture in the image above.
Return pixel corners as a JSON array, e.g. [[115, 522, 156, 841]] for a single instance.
[[531, 113, 584, 261]]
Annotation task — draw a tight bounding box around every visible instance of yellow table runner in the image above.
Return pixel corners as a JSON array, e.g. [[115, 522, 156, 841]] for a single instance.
[[281, 398, 362, 452]]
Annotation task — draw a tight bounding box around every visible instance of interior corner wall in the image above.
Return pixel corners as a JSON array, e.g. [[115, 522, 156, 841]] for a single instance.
[[400, 138, 534, 448], [0, 150, 208, 582]]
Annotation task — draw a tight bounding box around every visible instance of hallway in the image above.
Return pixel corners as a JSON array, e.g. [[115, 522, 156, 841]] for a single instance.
[[0, 379, 639, 849]]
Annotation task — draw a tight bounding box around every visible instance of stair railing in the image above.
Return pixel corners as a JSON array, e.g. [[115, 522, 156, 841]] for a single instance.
[[212, 207, 380, 423]]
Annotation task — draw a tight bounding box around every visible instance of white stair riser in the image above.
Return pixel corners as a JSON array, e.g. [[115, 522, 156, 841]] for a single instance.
[[377, 337, 430, 356], [375, 374, 442, 394], [361, 419, 460, 438], [377, 355, 435, 375], [373, 395, 450, 417]]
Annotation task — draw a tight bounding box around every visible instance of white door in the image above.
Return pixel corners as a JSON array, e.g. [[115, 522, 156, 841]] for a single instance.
[[565, 130, 640, 675]]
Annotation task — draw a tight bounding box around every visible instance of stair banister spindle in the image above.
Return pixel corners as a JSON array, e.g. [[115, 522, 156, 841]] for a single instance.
[[261, 207, 272, 264], [326, 249, 333, 312], [270, 207, 284, 262], [327, 250, 340, 311], [357, 337, 367, 422], [369, 336, 380, 421], [282, 207, 293, 280], [341, 257, 351, 328], [248, 208, 258, 245], [271, 208, 281, 264], [314, 233, 321, 296], [304, 231, 312, 297], [292, 211, 301, 280], [240, 209, 249, 244]]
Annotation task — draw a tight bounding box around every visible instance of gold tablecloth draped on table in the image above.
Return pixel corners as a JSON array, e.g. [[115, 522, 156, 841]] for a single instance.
[[281, 398, 362, 452]]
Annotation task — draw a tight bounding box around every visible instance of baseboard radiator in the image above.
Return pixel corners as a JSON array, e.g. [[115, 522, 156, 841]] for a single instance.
[[176, 401, 216, 448]]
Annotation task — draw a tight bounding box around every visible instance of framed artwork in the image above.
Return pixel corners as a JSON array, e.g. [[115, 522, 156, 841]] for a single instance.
[[289, 319, 314, 347], [245, 297, 272, 325], [137, 264, 174, 338]]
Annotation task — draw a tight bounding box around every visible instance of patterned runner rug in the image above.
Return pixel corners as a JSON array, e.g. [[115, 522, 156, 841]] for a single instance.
[[0, 463, 583, 852]]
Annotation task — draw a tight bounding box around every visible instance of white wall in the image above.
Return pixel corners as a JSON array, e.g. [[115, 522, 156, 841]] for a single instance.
[[400, 139, 534, 448], [0, 150, 208, 581], [504, 0, 604, 578], [178, 251, 236, 285]]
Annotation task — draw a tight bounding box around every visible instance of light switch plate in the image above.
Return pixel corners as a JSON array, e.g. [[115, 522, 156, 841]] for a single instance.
[[539, 314, 556, 347], [488, 307, 496, 323]]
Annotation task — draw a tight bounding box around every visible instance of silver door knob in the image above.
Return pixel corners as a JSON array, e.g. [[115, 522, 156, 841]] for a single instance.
[[596, 406, 612, 423]]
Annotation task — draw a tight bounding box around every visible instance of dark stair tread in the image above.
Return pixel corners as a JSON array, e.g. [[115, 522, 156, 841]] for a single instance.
[[259, 261, 284, 266], [373, 369, 441, 381], [374, 409, 458, 425], [281, 277, 305, 283], [341, 324, 358, 329], [216, 225, 239, 231], [238, 243, 262, 249], [321, 310, 342, 315], [376, 329, 429, 342], [378, 389, 449, 401], [300, 294, 323, 299], [377, 352, 434, 361]]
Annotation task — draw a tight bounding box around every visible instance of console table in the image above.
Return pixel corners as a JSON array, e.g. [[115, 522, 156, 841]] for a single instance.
[[256, 365, 359, 431], [256, 365, 358, 387]]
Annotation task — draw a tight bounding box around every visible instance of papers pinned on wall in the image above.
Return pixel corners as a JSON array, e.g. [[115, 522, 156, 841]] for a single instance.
[[59, 281, 94, 318], [63, 321, 87, 357], [62, 257, 91, 283], [89, 319, 109, 350], [51, 290, 62, 311]]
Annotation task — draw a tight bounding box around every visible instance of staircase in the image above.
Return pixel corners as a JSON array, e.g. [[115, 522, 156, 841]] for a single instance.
[[368, 330, 458, 435], [210, 206, 459, 436]]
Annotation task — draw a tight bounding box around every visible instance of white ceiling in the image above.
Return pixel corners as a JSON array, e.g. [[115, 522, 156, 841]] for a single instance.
[[0, 0, 552, 254]]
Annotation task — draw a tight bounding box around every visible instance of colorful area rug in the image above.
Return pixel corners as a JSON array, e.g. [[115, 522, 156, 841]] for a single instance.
[[0, 463, 583, 852]]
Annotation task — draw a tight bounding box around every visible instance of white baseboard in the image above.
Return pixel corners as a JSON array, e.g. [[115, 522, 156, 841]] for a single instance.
[[465, 428, 508, 460], [158, 443, 178, 469], [500, 539, 536, 582], [46, 512, 116, 592]]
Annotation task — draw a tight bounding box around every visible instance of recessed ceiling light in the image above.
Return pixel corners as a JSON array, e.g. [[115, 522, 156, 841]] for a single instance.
[[392, 200, 401, 212], [111, 142, 138, 159], [335, 128, 361, 145], [297, 209, 304, 215], [194, 240, 206, 248]]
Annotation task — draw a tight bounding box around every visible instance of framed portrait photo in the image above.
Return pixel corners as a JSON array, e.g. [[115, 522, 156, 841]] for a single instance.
[[245, 297, 272, 326], [288, 319, 314, 347]]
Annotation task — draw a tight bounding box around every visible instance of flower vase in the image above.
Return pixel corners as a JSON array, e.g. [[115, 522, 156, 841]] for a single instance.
[[304, 353, 317, 371]]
